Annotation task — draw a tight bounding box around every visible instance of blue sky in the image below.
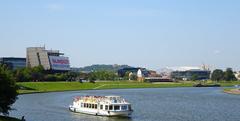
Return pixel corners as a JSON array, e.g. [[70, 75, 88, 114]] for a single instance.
[[0, 0, 240, 70]]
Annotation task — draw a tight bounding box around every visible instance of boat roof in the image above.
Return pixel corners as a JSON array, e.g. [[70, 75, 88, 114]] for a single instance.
[[105, 95, 121, 98], [73, 95, 130, 104]]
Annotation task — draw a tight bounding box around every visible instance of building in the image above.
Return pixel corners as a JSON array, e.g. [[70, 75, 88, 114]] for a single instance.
[[118, 67, 149, 77], [26, 47, 70, 72], [137, 69, 144, 82], [235, 72, 240, 80], [170, 67, 210, 81], [0, 57, 26, 70], [148, 70, 159, 77]]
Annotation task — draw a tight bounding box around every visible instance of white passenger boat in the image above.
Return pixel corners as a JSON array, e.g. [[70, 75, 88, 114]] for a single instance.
[[69, 96, 133, 117]]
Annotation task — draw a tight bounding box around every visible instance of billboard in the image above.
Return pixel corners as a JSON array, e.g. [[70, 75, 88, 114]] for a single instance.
[[49, 56, 70, 71]]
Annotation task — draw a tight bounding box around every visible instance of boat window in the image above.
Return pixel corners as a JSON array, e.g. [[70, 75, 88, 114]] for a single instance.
[[92, 104, 94, 109], [100, 105, 103, 110], [95, 104, 97, 109], [105, 105, 108, 110], [109, 105, 113, 110], [114, 105, 120, 110], [86, 103, 88, 108], [89, 104, 92, 108], [121, 105, 127, 110]]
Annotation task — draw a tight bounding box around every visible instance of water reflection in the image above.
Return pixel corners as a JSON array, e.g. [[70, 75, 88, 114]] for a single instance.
[[71, 113, 132, 121]]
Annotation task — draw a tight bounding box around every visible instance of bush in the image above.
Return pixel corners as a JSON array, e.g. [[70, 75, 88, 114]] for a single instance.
[[0, 65, 18, 115]]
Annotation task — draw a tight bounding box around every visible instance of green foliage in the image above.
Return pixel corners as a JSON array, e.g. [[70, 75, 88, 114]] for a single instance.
[[13, 66, 80, 82], [0, 116, 21, 121], [224, 68, 237, 81], [0, 65, 18, 115], [123, 71, 131, 80], [211, 68, 237, 81], [44, 74, 57, 81], [65, 72, 79, 81], [129, 73, 137, 80], [87, 71, 117, 81], [191, 74, 198, 81], [211, 69, 224, 81], [78, 64, 132, 72], [14, 66, 44, 82], [88, 72, 97, 81], [78, 72, 88, 79]]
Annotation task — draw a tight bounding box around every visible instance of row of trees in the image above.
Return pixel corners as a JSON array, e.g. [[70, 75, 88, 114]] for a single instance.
[[11, 65, 121, 82], [13, 66, 79, 82], [211, 68, 237, 81], [88, 71, 118, 81]]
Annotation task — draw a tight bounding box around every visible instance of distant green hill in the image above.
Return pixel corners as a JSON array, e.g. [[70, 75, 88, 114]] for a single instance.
[[71, 64, 133, 72]]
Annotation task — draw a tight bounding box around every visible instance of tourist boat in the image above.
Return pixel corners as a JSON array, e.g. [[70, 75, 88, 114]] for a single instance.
[[69, 96, 133, 117]]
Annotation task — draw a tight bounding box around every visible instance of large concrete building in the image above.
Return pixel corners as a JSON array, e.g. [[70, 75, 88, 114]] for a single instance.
[[26, 47, 70, 72], [0, 57, 26, 70]]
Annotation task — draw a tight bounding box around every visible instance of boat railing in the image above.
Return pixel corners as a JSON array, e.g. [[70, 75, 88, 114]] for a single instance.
[[73, 96, 128, 104]]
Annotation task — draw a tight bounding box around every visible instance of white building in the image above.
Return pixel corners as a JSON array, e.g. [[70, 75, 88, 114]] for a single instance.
[[235, 72, 240, 80]]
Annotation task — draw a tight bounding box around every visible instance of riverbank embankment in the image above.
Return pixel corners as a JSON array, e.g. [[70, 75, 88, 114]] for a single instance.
[[17, 81, 240, 94], [224, 88, 240, 95], [0, 116, 21, 121]]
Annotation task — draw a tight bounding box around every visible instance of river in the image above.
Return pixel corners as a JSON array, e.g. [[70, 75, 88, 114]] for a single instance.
[[10, 87, 240, 121]]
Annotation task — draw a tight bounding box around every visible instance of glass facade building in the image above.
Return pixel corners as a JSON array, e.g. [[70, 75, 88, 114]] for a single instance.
[[0, 57, 26, 70], [171, 70, 211, 80]]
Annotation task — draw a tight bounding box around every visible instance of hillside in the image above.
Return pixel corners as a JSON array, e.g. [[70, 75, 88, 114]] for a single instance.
[[71, 64, 133, 72]]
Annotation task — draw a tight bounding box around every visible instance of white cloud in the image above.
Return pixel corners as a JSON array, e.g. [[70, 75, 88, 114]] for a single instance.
[[46, 3, 64, 11]]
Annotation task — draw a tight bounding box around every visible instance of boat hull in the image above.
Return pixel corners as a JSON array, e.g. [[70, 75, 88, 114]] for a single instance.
[[69, 105, 132, 117]]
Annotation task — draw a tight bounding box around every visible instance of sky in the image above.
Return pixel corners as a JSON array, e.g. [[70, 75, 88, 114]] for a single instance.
[[0, 0, 240, 70]]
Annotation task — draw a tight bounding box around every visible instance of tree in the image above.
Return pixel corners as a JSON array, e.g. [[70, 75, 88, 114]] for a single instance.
[[211, 69, 224, 82], [224, 68, 237, 81], [124, 71, 131, 80], [87, 71, 117, 81], [0, 65, 18, 115], [31, 66, 44, 81], [66, 72, 79, 81], [88, 72, 97, 82], [191, 74, 199, 81]]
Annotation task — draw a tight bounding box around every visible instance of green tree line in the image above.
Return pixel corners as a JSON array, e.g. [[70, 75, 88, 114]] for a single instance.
[[12, 65, 120, 82], [211, 68, 237, 82]]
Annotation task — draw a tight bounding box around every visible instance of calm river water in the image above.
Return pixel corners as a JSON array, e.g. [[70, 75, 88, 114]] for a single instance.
[[10, 88, 240, 121]]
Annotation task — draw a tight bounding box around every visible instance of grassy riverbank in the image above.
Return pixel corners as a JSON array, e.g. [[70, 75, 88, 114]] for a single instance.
[[224, 88, 240, 95], [0, 116, 21, 121], [17, 81, 193, 94], [17, 81, 240, 94]]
